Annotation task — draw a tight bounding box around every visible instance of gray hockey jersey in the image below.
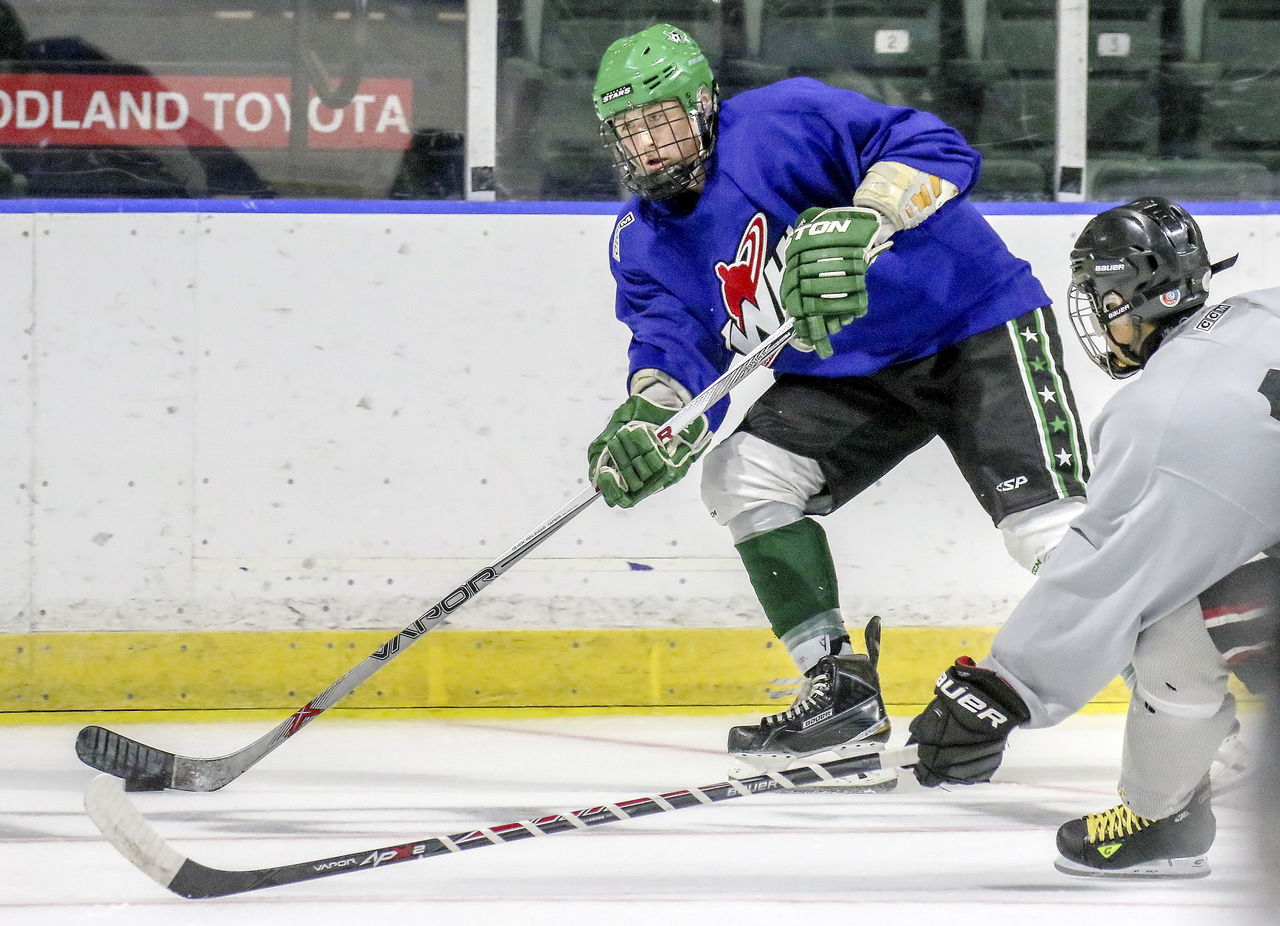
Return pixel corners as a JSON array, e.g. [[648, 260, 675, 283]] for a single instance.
[[986, 288, 1280, 727]]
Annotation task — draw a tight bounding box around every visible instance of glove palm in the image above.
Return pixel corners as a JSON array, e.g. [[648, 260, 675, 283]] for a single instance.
[[587, 395, 711, 508]]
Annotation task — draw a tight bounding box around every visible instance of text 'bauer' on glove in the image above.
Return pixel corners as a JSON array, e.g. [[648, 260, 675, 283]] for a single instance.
[[907, 657, 1032, 787], [587, 394, 711, 508], [780, 205, 892, 359]]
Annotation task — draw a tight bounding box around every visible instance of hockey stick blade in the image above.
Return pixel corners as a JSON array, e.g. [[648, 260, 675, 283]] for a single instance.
[[75, 320, 797, 792], [76, 725, 177, 792], [73, 486, 600, 792], [85, 743, 916, 899]]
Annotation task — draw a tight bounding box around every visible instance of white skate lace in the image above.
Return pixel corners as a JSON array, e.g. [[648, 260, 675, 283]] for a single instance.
[[761, 671, 832, 728]]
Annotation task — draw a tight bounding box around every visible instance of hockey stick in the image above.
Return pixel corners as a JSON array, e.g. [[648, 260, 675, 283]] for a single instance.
[[76, 320, 797, 792], [84, 742, 916, 899]]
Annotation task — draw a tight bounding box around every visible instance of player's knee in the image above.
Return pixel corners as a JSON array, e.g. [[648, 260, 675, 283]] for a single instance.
[[1133, 683, 1233, 724], [1132, 600, 1232, 718], [700, 433, 824, 538], [1131, 672, 1230, 719], [998, 496, 1086, 574]]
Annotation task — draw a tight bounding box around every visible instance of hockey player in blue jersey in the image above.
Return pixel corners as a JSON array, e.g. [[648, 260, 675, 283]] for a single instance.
[[584, 24, 1090, 781]]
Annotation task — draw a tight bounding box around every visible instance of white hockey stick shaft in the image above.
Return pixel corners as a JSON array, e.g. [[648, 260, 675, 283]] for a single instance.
[[85, 740, 913, 899]]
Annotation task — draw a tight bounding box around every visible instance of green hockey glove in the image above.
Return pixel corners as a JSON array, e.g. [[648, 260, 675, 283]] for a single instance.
[[780, 206, 892, 358], [587, 395, 711, 508]]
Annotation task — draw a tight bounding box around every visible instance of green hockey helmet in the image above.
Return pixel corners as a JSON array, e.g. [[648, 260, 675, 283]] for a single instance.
[[593, 24, 719, 200]]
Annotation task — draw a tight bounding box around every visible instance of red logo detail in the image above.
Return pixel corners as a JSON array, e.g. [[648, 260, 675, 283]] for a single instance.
[[286, 701, 324, 736], [714, 214, 767, 333]]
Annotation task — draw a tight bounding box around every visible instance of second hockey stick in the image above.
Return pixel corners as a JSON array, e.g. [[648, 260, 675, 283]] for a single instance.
[[85, 742, 917, 898], [76, 320, 797, 792]]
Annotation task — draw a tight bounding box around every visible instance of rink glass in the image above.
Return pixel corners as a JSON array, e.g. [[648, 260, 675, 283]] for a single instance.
[[0, 0, 1272, 201]]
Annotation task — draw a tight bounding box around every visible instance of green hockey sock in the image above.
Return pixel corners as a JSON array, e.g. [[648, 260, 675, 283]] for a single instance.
[[734, 517, 840, 641]]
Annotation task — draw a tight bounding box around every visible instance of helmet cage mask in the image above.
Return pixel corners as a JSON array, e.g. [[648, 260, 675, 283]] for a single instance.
[[1067, 282, 1143, 379], [593, 24, 719, 201], [599, 93, 717, 200]]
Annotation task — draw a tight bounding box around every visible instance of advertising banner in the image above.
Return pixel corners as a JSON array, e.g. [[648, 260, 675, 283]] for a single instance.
[[0, 74, 414, 149]]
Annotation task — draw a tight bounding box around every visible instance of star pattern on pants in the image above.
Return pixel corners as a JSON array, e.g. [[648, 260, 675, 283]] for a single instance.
[[1018, 316, 1082, 481]]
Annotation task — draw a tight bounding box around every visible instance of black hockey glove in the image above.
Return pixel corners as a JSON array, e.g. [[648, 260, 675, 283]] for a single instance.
[[907, 657, 1031, 787]]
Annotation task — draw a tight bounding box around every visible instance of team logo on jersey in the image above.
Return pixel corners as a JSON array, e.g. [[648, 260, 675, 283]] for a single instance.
[[1159, 288, 1182, 307], [714, 213, 786, 354]]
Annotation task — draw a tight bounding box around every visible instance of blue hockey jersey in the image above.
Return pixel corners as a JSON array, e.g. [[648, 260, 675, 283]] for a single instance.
[[607, 77, 1051, 429]]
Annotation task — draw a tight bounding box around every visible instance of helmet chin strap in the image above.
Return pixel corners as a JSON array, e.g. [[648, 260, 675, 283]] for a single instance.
[[1106, 329, 1148, 373], [1131, 326, 1167, 367], [1104, 311, 1168, 374]]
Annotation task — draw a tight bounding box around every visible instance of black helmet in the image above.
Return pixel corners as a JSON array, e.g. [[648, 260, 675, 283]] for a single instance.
[[1067, 197, 1236, 378]]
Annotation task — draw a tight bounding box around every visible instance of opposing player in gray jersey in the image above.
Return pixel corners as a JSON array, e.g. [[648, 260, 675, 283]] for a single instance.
[[904, 197, 1280, 877]]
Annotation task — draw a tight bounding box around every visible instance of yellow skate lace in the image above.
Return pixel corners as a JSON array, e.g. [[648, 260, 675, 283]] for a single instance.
[[1084, 803, 1155, 843]]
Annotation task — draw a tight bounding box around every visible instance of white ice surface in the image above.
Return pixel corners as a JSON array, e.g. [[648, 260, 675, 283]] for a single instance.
[[0, 712, 1269, 926]]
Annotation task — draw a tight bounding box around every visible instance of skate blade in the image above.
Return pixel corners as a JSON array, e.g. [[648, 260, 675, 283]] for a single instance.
[[789, 739, 897, 792], [787, 772, 898, 794], [724, 762, 898, 793], [727, 742, 897, 792], [1053, 854, 1211, 879], [727, 738, 887, 774]]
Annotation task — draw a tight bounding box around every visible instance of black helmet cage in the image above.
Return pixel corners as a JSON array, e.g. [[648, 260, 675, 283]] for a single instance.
[[1067, 197, 1226, 378], [599, 86, 719, 201]]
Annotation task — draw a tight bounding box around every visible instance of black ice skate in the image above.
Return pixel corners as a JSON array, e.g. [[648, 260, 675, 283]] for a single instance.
[[727, 616, 892, 789], [1054, 778, 1215, 878]]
